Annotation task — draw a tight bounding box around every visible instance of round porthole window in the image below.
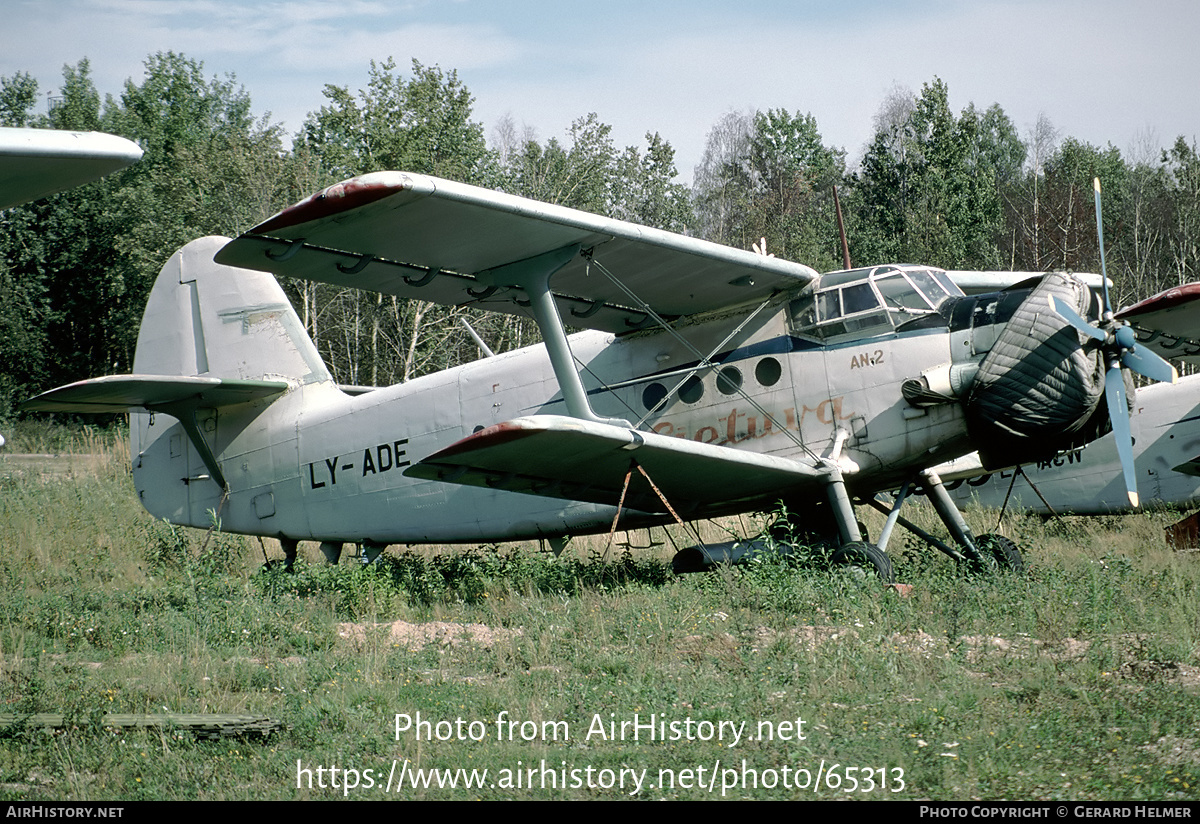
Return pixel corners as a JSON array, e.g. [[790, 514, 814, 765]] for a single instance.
[[717, 366, 742, 395], [642, 382, 668, 411], [755, 357, 782, 386], [678, 375, 704, 404]]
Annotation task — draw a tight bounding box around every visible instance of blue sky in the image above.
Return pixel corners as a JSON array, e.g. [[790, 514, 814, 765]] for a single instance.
[[2, 0, 1197, 183]]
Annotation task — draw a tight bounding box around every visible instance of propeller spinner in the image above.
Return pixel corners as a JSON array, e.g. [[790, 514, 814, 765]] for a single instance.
[[1048, 178, 1178, 507]]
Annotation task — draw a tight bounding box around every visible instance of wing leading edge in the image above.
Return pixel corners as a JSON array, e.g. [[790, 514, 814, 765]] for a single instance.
[[0, 127, 143, 209], [405, 415, 824, 516], [1116, 282, 1200, 364], [215, 172, 819, 334]]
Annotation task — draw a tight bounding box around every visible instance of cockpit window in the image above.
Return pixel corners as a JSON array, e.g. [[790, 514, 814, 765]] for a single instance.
[[788, 265, 961, 341], [906, 267, 957, 309], [876, 274, 931, 310], [841, 282, 878, 314]]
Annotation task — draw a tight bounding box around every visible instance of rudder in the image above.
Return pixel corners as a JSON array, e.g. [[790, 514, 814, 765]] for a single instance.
[[133, 235, 329, 385]]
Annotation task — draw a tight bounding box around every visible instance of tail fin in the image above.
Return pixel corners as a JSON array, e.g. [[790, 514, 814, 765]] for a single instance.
[[134, 235, 329, 384], [23, 236, 328, 526]]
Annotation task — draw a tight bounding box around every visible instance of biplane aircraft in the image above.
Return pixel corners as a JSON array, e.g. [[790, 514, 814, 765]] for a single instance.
[[22, 172, 1179, 581]]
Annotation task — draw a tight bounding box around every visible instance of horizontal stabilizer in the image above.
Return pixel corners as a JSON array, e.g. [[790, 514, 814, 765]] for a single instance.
[[406, 415, 822, 515], [22, 374, 288, 414]]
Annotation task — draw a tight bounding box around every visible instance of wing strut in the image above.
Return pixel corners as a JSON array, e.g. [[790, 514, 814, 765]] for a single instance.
[[478, 244, 629, 427], [605, 459, 707, 556], [586, 252, 821, 463]]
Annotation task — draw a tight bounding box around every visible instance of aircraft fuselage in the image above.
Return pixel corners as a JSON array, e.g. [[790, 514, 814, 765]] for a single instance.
[[132, 298, 971, 545], [942, 375, 1200, 515]]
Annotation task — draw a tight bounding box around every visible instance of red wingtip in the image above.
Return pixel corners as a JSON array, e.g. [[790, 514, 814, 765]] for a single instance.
[[250, 172, 413, 235]]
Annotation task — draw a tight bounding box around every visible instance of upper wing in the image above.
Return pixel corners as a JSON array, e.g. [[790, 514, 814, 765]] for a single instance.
[[404, 414, 823, 516], [1116, 283, 1200, 364], [947, 270, 1107, 294], [215, 172, 818, 333], [0, 127, 143, 209]]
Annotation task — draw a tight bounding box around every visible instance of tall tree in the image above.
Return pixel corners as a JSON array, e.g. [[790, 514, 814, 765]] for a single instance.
[[1160, 137, 1200, 288], [692, 108, 845, 270], [299, 58, 493, 185], [692, 110, 754, 246], [1002, 113, 1060, 270], [854, 78, 1023, 270], [0, 71, 39, 127]]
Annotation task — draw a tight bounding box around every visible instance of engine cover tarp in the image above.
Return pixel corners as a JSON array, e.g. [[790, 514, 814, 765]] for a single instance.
[[966, 274, 1105, 468]]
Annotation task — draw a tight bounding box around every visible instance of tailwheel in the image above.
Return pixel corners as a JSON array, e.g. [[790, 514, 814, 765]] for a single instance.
[[830, 541, 895, 584], [975, 533, 1027, 575]]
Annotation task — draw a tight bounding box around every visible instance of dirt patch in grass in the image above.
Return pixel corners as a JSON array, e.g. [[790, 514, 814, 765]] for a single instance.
[[336, 620, 523, 650]]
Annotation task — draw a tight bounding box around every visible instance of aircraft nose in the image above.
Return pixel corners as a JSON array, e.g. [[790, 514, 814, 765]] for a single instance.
[[963, 273, 1107, 471]]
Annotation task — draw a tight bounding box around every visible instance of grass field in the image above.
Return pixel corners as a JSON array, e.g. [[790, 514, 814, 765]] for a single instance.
[[0, 426, 1197, 800]]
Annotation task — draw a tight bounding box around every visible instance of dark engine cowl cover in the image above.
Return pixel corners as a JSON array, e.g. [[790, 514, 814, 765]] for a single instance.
[[965, 273, 1105, 469]]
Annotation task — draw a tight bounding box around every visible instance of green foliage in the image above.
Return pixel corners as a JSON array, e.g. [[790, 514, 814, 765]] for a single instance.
[[499, 112, 692, 232], [254, 546, 674, 617], [853, 78, 1022, 270], [693, 108, 845, 268], [0, 71, 38, 127], [298, 58, 492, 185]]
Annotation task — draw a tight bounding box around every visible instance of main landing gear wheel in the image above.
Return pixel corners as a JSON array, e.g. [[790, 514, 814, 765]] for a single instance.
[[830, 541, 895, 584], [960, 542, 999, 574], [975, 534, 1027, 574]]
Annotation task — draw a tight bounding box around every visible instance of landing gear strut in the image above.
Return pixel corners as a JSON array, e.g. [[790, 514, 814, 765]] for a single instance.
[[850, 469, 1026, 577], [673, 468, 1026, 581], [280, 537, 299, 572]]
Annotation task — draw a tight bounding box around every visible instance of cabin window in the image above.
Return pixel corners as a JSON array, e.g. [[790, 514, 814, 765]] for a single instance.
[[755, 357, 782, 386], [679, 375, 704, 404], [717, 366, 742, 395], [642, 382, 668, 411], [841, 282, 878, 315], [791, 292, 817, 328]]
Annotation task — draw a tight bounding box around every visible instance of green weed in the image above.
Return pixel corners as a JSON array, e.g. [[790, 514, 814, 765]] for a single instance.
[[0, 433, 1198, 799]]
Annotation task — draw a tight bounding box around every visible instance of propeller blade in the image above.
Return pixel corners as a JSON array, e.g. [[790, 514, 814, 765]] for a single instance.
[[1049, 295, 1106, 341], [1104, 366, 1139, 508], [1121, 344, 1179, 385], [1094, 177, 1111, 313]]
